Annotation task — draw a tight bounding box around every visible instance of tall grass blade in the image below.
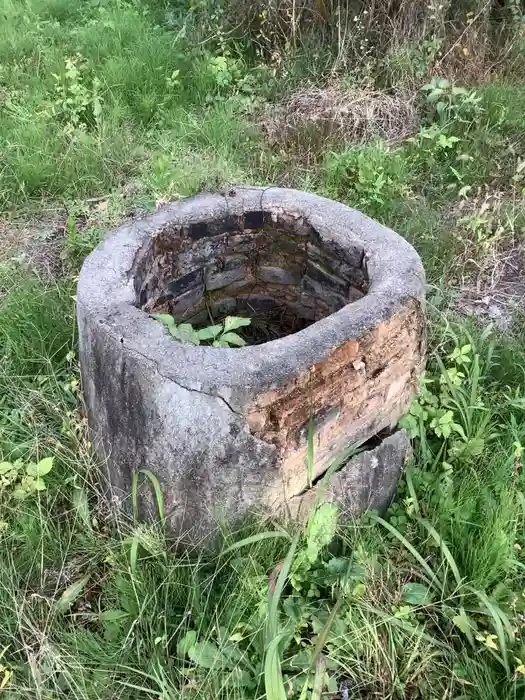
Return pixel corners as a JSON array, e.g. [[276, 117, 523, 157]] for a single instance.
[[131, 469, 166, 527], [311, 654, 326, 700], [222, 530, 292, 554], [370, 513, 441, 590], [264, 634, 288, 700], [417, 517, 463, 589], [267, 532, 300, 640]]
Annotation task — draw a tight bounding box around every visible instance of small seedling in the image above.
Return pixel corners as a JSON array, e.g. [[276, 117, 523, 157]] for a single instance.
[[151, 314, 251, 347], [0, 457, 54, 500]]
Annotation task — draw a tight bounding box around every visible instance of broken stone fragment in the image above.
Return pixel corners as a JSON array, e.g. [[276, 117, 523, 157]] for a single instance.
[[287, 430, 411, 521]]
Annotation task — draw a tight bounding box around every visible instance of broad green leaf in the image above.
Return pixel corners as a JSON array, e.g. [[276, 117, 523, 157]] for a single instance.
[[326, 675, 338, 693], [55, 574, 91, 612], [25, 463, 38, 477], [223, 316, 251, 332], [402, 582, 430, 605], [0, 463, 13, 475], [286, 649, 312, 671], [453, 611, 475, 635], [26, 457, 53, 477], [1, 668, 12, 690], [177, 630, 197, 657], [72, 486, 92, 531], [37, 456, 53, 475], [228, 632, 244, 642], [324, 556, 350, 577], [224, 667, 252, 687], [221, 642, 244, 665], [188, 641, 224, 669], [306, 503, 338, 564], [353, 582, 366, 597], [427, 90, 443, 103], [150, 313, 175, 327], [212, 339, 230, 348], [100, 609, 130, 623], [33, 478, 46, 492], [12, 489, 27, 500], [220, 332, 246, 347], [171, 323, 200, 345], [197, 324, 223, 340], [399, 413, 419, 439]]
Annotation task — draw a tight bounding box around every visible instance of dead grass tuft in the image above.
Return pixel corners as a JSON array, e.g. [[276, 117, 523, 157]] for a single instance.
[[260, 85, 419, 157], [457, 240, 525, 331], [451, 189, 525, 331]]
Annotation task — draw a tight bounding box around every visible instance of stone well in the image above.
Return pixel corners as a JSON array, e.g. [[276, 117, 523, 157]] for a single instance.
[[77, 187, 425, 542]]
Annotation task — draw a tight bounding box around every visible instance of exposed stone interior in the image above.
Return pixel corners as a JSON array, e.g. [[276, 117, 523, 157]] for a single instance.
[[133, 209, 369, 343]]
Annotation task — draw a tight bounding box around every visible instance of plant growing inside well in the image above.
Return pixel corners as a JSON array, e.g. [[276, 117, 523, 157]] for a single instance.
[[151, 314, 251, 347]]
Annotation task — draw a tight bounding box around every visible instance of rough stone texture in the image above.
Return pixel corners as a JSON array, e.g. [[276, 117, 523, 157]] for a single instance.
[[77, 187, 426, 543], [288, 430, 411, 520]]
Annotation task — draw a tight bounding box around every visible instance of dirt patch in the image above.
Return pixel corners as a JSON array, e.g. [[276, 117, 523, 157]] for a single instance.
[[448, 188, 525, 331], [456, 239, 525, 331], [0, 189, 149, 279], [0, 219, 32, 263], [259, 85, 419, 155], [0, 214, 68, 278]]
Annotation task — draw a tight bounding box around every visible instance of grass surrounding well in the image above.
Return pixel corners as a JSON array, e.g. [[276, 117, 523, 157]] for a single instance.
[[2, 0, 525, 698]]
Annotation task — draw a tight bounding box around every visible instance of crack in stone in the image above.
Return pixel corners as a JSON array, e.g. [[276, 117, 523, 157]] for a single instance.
[[288, 445, 363, 500], [84, 306, 243, 418], [123, 340, 242, 416]]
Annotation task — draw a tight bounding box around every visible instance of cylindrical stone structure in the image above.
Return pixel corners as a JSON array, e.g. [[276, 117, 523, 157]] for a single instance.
[[77, 187, 425, 543]]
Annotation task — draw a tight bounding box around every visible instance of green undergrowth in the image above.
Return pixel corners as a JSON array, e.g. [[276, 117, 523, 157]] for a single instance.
[[2, 1, 525, 698], [0, 0, 264, 210], [2, 1, 525, 296], [2, 270, 525, 699]]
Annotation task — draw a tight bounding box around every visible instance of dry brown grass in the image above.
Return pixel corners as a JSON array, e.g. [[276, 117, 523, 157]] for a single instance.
[[450, 189, 525, 330], [0, 219, 32, 264], [456, 240, 525, 331], [260, 84, 419, 156], [0, 213, 67, 277], [218, 0, 510, 62]]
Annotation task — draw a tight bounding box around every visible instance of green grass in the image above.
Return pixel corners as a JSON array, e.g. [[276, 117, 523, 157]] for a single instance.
[[2, 277, 525, 698], [2, 0, 525, 698], [0, 0, 261, 209]]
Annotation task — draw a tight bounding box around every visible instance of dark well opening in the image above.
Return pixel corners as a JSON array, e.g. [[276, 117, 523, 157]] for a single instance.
[[133, 210, 369, 344]]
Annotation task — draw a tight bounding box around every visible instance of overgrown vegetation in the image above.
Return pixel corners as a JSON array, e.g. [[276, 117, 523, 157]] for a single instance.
[[2, 0, 525, 697]]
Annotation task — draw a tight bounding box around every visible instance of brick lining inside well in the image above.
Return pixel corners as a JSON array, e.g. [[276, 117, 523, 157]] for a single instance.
[[134, 209, 369, 342]]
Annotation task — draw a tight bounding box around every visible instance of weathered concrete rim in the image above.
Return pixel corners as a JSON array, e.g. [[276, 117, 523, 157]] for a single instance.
[[78, 187, 425, 407]]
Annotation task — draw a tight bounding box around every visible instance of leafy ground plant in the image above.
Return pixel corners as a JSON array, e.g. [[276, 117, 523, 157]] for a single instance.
[[151, 313, 251, 347], [0, 456, 53, 502], [2, 0, 525, 698], [2, 259, 525, 698]]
